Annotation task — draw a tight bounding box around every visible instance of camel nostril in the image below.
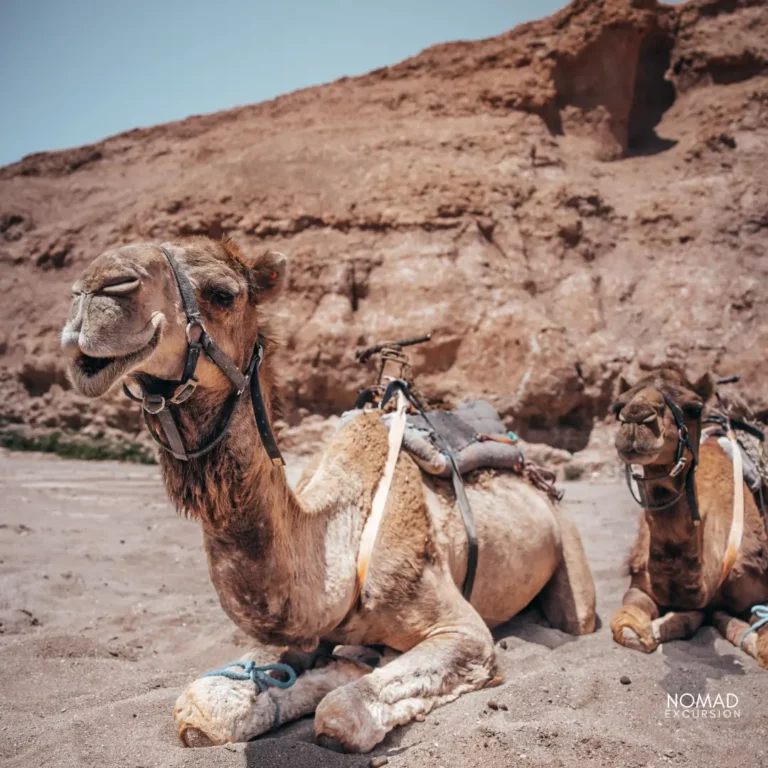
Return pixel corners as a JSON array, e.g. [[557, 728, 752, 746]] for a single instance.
[[60, 328, 82, 356]]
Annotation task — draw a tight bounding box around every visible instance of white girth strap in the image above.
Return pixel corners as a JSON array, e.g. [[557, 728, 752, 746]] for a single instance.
[[717, 430, 745, 590], [354, 390, 408, 604]]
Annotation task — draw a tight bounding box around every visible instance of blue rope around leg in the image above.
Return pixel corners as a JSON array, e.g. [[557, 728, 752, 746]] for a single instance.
[[740, 605, 768, 650], [202, 661, 297, 692]]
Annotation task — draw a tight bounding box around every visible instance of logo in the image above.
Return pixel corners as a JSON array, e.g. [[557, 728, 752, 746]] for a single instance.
[[665, 693, 740, 719]]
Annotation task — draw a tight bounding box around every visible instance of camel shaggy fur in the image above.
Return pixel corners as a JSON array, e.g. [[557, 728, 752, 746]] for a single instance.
[[61, 237, 596, 752], [610, 365, 768, 668]]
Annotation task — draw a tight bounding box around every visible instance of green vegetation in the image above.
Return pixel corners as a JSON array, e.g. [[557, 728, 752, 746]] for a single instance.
[[0, 428, 155, 464]]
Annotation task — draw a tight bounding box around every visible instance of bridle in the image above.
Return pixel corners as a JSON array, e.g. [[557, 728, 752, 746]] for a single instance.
[[122, 245, 284, 466], [624, 392, 701, 524]]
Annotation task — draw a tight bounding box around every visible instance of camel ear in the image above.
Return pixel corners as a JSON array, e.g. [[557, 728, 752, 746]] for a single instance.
[[248, 251, 287, 303], [691, 371, 715, 403], [615, 374, 633, 397]]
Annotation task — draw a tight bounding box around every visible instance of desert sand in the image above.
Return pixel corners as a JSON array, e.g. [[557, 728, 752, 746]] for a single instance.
[[1, 451, 765, 768]]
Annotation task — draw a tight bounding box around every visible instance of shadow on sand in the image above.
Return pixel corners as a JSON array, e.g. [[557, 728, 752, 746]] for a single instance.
[[660, 626, 747, 696], [492, 604, 603, 651]]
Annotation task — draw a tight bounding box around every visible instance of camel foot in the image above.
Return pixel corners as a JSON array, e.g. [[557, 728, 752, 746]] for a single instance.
[[712, 610, 768, 668], [611, 605, 658, 653], [620, 626, 657, 653], [314, 680, 386, 754], [180, 727, 215, 748], [175, 655, 371, 746]]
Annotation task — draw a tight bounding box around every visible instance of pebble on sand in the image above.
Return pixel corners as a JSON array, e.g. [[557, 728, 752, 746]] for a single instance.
[[620, 675, 632, 685], [369, 757, 389, 768]]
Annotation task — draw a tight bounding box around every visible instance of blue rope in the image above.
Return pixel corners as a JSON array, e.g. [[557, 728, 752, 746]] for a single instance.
[[740, 605, 768, 650], [202, 661, 297, 693]]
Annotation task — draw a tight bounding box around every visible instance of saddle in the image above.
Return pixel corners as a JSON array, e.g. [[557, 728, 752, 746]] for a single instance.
[[703, 400, 767, 515], [338, 399, 562, 498], [347, 335, 562, 604]]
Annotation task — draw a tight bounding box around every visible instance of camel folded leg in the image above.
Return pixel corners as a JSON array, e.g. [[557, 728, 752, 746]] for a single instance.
[[611, 588, 704, 652], [712, 610, 768, 669], [611, 587, 660, 652], [538, 513, 597, 635], [174, 648, 375, 746], [314, 577, 498, 754]]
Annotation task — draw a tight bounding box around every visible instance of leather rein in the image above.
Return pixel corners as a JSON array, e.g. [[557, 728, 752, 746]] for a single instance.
[[122, 246, 284, 466], [624, 392, 701, 525]]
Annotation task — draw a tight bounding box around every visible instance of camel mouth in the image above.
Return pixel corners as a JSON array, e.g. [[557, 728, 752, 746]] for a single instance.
[[69, 325, 162, 397], [616, 447, 662, 465]]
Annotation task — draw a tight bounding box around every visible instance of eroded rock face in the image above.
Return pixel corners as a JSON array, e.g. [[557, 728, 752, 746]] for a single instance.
[[1, 0, 767, 452]]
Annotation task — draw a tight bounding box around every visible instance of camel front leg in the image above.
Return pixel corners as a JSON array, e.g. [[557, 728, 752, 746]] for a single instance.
[[712, 610, 768, 669], [611, 587, 704, 652], [175, 647, 375, 746], [611, 586, 661, 652], [650, 610, 704, 643], [315, 584, 498, 753]]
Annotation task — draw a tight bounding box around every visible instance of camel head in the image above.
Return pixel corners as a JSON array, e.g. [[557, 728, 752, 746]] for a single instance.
[[611, 365, 714, 467], [61, 237, 286, 398]]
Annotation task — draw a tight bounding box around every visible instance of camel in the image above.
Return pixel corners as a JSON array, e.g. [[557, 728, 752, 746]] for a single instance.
[[61, 236, 596, 752], [610, 364, 768, 668]]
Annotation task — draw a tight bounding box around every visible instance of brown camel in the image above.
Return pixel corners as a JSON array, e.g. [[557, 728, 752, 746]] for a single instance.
[[610, 364, 768, 668], [61, 236, 596, 752]]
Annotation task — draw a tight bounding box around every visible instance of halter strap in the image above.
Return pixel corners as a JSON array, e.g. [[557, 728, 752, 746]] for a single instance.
[[625, 391, 700, 524], [123, 245, 285, 465]]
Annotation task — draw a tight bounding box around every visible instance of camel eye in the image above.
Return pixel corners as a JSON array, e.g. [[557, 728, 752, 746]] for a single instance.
[[204, 287, 236, 309], [642, 413, 656, 424]]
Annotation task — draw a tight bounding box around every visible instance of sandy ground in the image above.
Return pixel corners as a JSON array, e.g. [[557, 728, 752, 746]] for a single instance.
[[1, 452, 766, 768]]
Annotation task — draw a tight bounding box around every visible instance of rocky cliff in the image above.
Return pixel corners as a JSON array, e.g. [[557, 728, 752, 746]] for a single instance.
[[1, 0, 767, 455]]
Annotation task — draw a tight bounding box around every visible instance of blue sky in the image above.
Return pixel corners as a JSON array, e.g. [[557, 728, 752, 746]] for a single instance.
[[0, 0, 571, 167]]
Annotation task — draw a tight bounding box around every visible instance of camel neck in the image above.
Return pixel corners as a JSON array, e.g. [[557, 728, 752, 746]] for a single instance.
[[156, 365, 298, 536], [643, 463, 711, 608]]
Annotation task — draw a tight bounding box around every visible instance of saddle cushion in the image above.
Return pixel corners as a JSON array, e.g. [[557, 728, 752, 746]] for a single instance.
[[338, 400, 522, 478]]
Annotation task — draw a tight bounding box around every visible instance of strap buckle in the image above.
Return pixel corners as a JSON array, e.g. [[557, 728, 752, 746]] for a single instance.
[[142, 394, 167, 414], [170, 377, 198, 404], [185, 320, 205, 344], [669, 456, 687, 477]]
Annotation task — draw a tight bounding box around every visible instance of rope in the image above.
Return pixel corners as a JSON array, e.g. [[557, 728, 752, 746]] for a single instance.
[[201, 661, 297, 692], [201, 660, 297, 733], [740, 605, 768, 650]]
